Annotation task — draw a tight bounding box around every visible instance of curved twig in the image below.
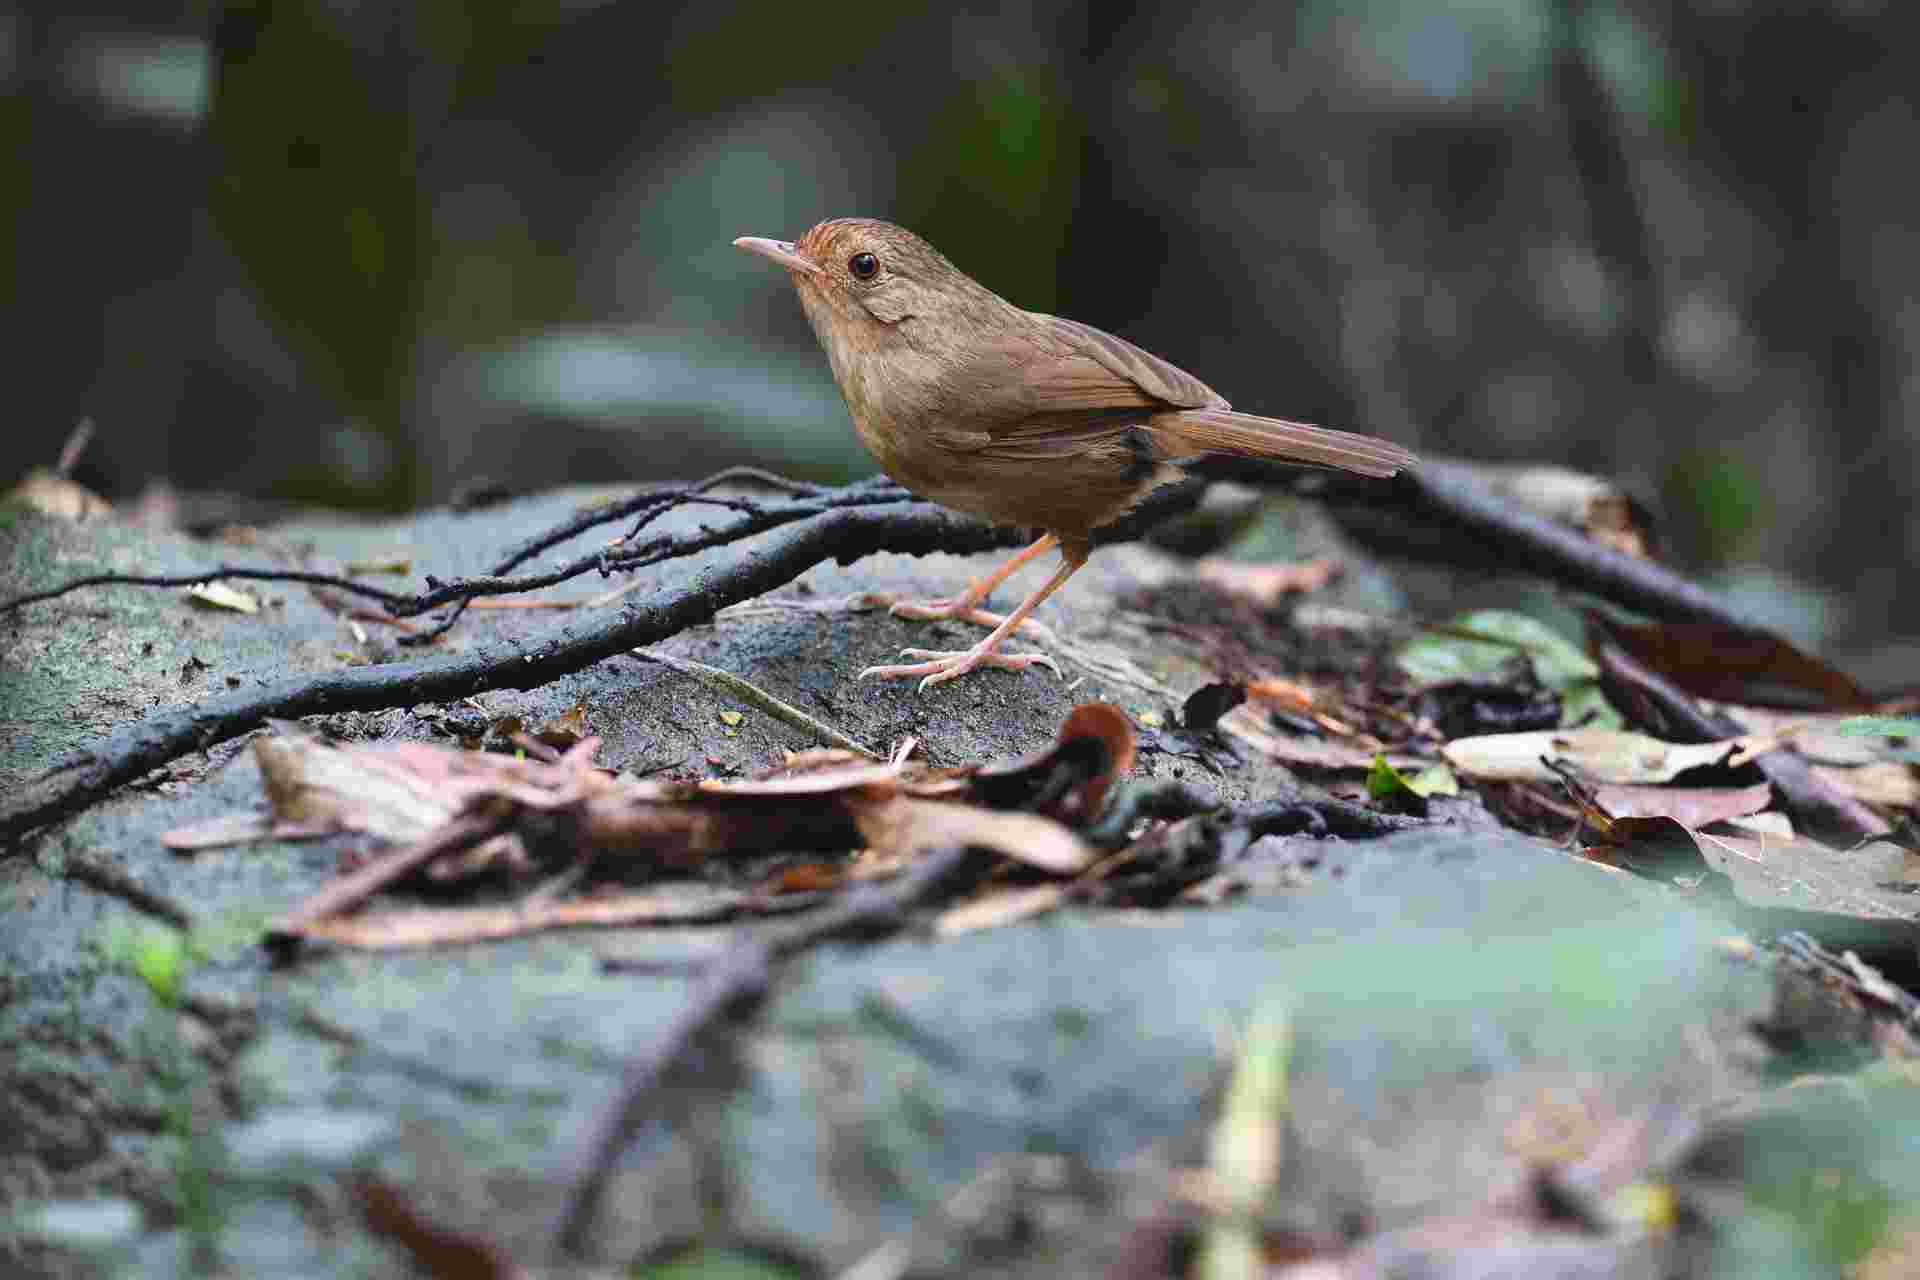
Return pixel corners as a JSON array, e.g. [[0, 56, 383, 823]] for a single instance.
[[1322, 459, 1759, 630], [1, 488, 1203, 846], [0, 478, 917, 625]]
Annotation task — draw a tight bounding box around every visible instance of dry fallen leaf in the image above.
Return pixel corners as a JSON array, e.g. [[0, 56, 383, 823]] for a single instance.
[[1811, 761, 1920, 810], [1219, 704, 1420, 773], [1588, 782, 1773, 828], [186, 581, 261, 614], [160, 812, 333, 853], [351, 1173, 525, 1280], [298, 883, 758, 950], [1194, 556, 1340, 605], [1586, 612, 1871, 711], [851, 795, 1094, 876], [935, 884, 1068, 937], [265, 705, 1133, 950], [532, 699, 593, 749], [1443, 727, 1772, 784]]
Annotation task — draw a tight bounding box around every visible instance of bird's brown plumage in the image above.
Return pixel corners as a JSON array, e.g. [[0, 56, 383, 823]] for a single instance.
[[759, 218, 1413, 540], [734, 217, 1415, 688]]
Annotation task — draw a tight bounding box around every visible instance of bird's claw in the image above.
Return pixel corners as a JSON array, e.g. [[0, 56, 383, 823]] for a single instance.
[[887, 597, 1005, 628], [858, 645, 1062, 692], [884, 598, 1056, 643]]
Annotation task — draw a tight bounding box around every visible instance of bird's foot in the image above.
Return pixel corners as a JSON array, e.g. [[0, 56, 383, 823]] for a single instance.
[[888, 596, 1007, 629], [883, 594, 1056, 642], [859, 644, 1062, 692]]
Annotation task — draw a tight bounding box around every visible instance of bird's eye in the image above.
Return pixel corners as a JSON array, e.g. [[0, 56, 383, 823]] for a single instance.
[[847, 252, 879, 280]]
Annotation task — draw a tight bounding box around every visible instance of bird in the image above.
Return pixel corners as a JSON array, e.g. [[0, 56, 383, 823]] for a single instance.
[[734, 218, 1415, 690]]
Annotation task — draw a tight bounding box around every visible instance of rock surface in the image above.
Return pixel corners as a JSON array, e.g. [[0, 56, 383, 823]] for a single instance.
[[0, 490, 1905, 1279]]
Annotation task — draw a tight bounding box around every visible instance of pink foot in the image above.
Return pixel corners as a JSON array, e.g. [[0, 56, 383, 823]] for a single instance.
[[889, 598, 1010, 629], [882, 596, 1056, 642], [859, 644, 1063, 692]]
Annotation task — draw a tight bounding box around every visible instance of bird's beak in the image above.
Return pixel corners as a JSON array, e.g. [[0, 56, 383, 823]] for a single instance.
[[733, 236, 822, 276]]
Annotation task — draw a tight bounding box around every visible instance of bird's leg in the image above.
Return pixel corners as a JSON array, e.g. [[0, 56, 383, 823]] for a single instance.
[[887, 533, 1058, 633], [860, 541, 1086, 691]]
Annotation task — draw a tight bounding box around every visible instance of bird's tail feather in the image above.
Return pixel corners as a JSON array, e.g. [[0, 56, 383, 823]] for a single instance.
[[1150, 409, 1415, 478]]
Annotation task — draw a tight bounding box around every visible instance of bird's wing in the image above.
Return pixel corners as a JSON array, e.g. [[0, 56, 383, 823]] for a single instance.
[[916, 313, 1221, 458], [1021, 314, 1413, 477], [927, 312, 1414, 478], [1015, 313, 1228, 413]]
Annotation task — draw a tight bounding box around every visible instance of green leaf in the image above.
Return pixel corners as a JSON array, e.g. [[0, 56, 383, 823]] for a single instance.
[[1368, 755, 1457, 800], [1560, 682, 1624, 731], [130, 929, 189, 1007], [1405, 763, 1460, 797], [1365, 754, 1406, 801], [632, 1247, 808, 1280], [1833, 716, 1920, 738], [1397, 610, 1597, 689]]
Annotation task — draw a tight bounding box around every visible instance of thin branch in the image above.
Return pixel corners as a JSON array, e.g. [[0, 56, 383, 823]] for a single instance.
[[58, 848, 195, 929], [0, 565, 422, 616], [1322, 458, 1760, 630], [628, 649, 881, 759], [488, 466, 840, 578], [0, 475, 914, 624], [0, 495, 1063, 846]]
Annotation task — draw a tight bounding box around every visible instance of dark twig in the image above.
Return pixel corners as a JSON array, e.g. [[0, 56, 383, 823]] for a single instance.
[[57, 848, 195, 929], [1325, 458, 1758, 630], [401, 475, 902, 645], [0, 480, 918, 625], [488, 467, 838, 581], [548, 843, 991, 1259], [4, 488, 1214, 847], [0, 565, 423, 616]]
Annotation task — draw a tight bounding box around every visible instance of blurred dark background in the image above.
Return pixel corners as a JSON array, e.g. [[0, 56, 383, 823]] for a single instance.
[[5, 1, 1917, 660]]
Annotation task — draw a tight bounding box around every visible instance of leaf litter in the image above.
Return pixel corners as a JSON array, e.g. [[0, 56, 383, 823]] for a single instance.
[[239, 704, 1144, 951]]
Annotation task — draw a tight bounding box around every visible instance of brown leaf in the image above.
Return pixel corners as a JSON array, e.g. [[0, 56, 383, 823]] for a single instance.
[[1221, 704, 1420, 773], [297, 883, 758, 949], [1194, 556, 1340, 604], [254, 733, 460, 841], [850, 795, 1094, 875], [160, 812, 288, 852], [1588, 782, 1773, 828], [1811, 761, 1920, 810], [351, 1174, 523, 1280], [692, 763, 901, 797], [934, 884, 1067, 936], [967, 701, 1136, 823], [249, 730, 617, 872], [1586, 613, 1871, 711], [762, 861, 845, 894], [1057, 701, 1135, 818], [268, 705, 1120, 947]]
